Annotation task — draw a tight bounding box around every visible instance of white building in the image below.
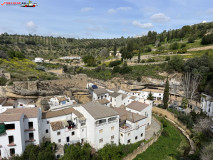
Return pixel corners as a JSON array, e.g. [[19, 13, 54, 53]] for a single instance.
[[0, 98, 15, 114], [48, 96, 76, 111], [34, 57, 44, 63], [75, 102, 119, 150], [201, 93, 213, 117], [41, 106, 87, 153], [126, 101, 152, 126], [16, 99, 36, 108], [0, 108, 42, 159], [91, 88, 109, 101], [60, 56, 81, 60], [113, 108, 146, 145], [140, 88, 164, 101]]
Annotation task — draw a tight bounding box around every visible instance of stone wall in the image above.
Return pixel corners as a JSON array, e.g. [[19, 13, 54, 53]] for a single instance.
[[13, 74, 87, 96]]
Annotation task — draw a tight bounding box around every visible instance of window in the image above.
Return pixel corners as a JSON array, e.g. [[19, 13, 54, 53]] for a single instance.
[[82, 129, 84, 132], [108, 117, 117, 123], [28, 122, 33, 129], [111, 126, 114, 131], [99, 138, 103, 143], [8, 136, 14, 144], [111, 135, 114, 140], [46, 129, 48, 133], [57, 132, 60, 136], [141, 133, 143, 137], [66, 137, 70, 142], [128, 133, 131, 136], [96, 119, 106, 125], [58, 139, 61, 143], [135, 136, 138, 140], [99, 129, 103, 133], [105, 95, 107, 98], [72, 131, 75, 136], [29, 133, 34, 140], [47, 121, 49, 124], [5, 124, 15, 130], [56, 154, 60, 159], [127, 139, 131, 144], [120, 133, 123, 137], [10, 148, 15, 156]]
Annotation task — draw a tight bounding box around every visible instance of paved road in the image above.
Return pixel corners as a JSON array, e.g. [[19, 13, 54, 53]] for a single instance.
[[145, 117, 161, 140]]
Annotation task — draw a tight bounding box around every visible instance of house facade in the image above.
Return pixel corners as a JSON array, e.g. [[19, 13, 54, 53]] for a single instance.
[[201, 93, 213, 117]]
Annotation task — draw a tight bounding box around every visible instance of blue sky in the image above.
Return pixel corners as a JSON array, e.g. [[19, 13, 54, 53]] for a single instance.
[[0, 0, 213, 38]]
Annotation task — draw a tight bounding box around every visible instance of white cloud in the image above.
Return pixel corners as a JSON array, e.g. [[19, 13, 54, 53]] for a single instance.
[[207, 8, 213, 14], [80, 7, 93, 12], [108, 7, 132, 14], [132, 21, 153, 29], [151, 13, 170, 23], [25, 21, 37, 33]]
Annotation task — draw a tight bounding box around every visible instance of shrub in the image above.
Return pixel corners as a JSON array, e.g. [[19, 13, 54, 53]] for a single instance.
[[0, 77, 7, 86], [137, 77, 141, 82], [165, 56, 170, 61], [113, 66, 120, 73], [188, 37, 195, 43], [169, 42, 179, 50], [109, 60, 121, 67]]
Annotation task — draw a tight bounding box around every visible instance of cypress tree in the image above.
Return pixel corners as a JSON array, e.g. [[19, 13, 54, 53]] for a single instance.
[[147, 92, 154, 101], [163, 77, 170, 109]]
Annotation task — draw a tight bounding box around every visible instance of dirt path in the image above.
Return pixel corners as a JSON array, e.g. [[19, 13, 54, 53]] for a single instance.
[[187, 45, 213, 51]]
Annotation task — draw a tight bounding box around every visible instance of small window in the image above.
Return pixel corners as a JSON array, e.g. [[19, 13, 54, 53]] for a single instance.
[[111, 135, 114, 140], [10, 148, 15, 156], [58, 139, 61, 143], [99, 138, 103, 143], [66, 137, 70, 142], [56, 154, 60, 159], [99, 129, 103, 133], [47, 121, 49, 124], [141, 133, 143, 137], [8, 136, 14, 144], [5, 124, 15, 130], [72, 131, 75, 136], [120, 133, 123, 137], [29, 133, 34, 140], [127, 139, 131, 144], [111, 126, 114, 131], [57, 132, 60, 136], [128, 133, 131, 136], [82, 129, 84, 132], [28, 122, 33, 129], [135, 136, 138, 140], [46, 129, 48, 133]]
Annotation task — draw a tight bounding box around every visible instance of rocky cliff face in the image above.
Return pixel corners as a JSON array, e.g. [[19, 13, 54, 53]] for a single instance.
[[13, 74, 88, 96]]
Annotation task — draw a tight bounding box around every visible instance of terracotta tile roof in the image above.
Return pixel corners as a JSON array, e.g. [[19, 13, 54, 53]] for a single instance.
[[109, 92, 121, 98], [113, 108, 146, 123], [42, 106, 85, 119], [93, 88, 108, 95], [2, 98, 15, 107], [142, 88, 164, 93], [82, 102, 118, 120], [50, 121, 64, 131], [2, 108, 39, 118], [98, 99, 110, 104], [126, 101, 149, 112], [0, 113, 23, 122]]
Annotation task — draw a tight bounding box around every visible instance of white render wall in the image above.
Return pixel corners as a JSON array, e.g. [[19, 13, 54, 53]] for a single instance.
[[120, 119, 146, 145], [201, 94, 213, 117], [75, 106, 119, 150]]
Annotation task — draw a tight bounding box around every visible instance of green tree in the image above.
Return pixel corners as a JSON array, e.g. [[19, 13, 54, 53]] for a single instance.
[[137, 52, 140, 63], [113, 43, 117, 56], [163, 77, 170, 109], [181, 97, 188, 109], [0, 77, 7, 86], [147, 92, 154, 101]]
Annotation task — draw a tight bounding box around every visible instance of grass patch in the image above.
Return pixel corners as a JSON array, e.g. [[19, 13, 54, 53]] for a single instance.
[[0, 58, 58, 81], [134, 117, 189, 160]]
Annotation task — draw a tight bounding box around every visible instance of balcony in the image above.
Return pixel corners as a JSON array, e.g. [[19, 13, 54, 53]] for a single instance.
[[120, 124, 133, 133], [25, 139, 36, 143], [7, 143, 16, 147], [24, 128, 35, 131]]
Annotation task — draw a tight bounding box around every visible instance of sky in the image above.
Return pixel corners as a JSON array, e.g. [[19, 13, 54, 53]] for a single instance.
[[0, 0, 213, 38]]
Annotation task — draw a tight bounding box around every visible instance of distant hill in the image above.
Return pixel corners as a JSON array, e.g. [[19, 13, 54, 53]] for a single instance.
[[0, 21, 213, 59]]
